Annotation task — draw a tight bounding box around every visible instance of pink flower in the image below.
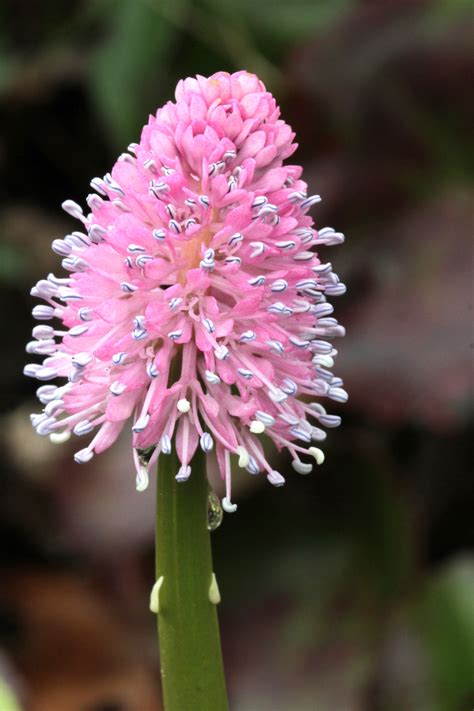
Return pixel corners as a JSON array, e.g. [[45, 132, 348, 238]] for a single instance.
[[25, 70, 347, 512]]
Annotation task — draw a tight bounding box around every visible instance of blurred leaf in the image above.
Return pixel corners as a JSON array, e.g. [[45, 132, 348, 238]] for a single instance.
[[89, 0, 178, 147], [413, 559, 474, 711], [0, 680, 22, 711], [431, 0, 472, 21], [337, 450, 413, 599], [0, 6, 15, 96], [0, 245, 27, 284], [205, 0, 353, 43]]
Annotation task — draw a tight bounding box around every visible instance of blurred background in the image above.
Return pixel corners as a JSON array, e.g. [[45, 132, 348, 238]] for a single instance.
[[0, 0, 473, 709]]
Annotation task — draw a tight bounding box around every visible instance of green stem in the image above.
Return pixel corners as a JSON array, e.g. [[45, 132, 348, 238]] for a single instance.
[[155, 446, 229, 711]]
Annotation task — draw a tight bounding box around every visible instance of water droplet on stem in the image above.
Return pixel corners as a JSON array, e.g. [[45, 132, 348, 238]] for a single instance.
[[207, 490, 223, 531]]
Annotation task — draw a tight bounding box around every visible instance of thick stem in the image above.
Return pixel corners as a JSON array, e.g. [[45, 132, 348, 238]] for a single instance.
[[155, 447, 229, 711]]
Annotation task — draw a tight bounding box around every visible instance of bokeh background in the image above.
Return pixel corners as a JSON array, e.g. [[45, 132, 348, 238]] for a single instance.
[[0, 1, 473, 709]]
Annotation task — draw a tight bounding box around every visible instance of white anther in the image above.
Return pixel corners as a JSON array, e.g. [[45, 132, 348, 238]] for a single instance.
[[200, 432, 214, 452], [202, 318, 215, 333], [132, 414, 150, 432], [176, 465, 192, 482], [161, 434, 172, 454], [222, 497, 237, 513], [110, 381, 126, 396], [293, 251, 314, 261], [205, 370, 221, 385], [143, 158, 156, 171], [249, 241, 265, 258], [255, 411, 275, 427], [228, 232, 243, 246], [120, 282, 137, 293], [112, 352, 128, 365], [236, 446, 249, 468], [32, 305, 55, 320], [275, 240, 296, 250], [246, 455, 260, 475], [214, 345, 229, 361], [169, 297, 182, 310], [32, 325, 54, 340], [73, 420, 94, 436], [74, 448, 94, 464], [68, 325, 89, 338], [250, 420, 265, 434], [266, 339, 284, 354], [49, 431, 71, 444], [168, 219, 181, 234], [239, 330, 256, 343], [177, 398, 190, 413], [35, 366, 58, 381], [281, 378, 297, 395], [290, 426, 312, 443], [61, 199, 83, 218], [248, 275, 266, 286], [267, 470, 285, 487], [237, 368, 253, 380], [308, 447, 325, 465], [136, 465, 149, 492], [268, 388, 287, 403], [300, 194, 322, 210], [146, 361, 159, 378], [44, 399, 63, 416], [292, 459, 313, 475], [313, 354, 334, 368], [271, 279, 288, 292]]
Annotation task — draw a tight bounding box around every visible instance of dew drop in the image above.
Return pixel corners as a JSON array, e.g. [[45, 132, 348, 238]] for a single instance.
[[207, 490, 223, 531]]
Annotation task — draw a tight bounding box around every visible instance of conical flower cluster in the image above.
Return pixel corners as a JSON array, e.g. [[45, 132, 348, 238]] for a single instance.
[[25, 71, 347, 511]]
